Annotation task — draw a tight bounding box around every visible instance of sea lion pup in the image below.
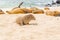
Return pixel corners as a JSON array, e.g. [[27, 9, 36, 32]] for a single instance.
[[0, 9, 5, 14], [6, 8, 25, 14], [32, 9, 44, 14], [16, 14, 36, 26]]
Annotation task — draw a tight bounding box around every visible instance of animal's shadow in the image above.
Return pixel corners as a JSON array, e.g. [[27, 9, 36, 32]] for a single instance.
[[18, 23, 38, 26], [28, 23, 38, 25]]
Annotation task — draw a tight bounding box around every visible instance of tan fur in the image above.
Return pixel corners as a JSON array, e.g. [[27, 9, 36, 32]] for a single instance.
[[16, 14, 36, 26], [45, 10, 60, 16], [30, 7, 44, 14], [6, 8, 25, 14], [22, 7, 39, 13], [20, 8, 32, 13], [44, 7, 50, 10], [46, 11, 55, 16], [30, 7, 39, 11], [12, 7, 19, 10], [53, 11, 60, 16], [6, 8, 33, 14], [33, 9, 44, 14], [0, 9, 5, 14]]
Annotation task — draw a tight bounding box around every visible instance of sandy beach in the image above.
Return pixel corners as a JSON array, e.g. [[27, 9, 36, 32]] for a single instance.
[[0, 7, 60, 40]]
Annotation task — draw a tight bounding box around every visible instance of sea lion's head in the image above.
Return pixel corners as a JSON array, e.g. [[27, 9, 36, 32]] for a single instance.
[[0, 9, 5, 14], [27, 14, 36, 20]]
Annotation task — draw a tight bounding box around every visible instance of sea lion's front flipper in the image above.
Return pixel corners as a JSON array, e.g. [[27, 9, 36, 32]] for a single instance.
[[18, 2, 23, 8]]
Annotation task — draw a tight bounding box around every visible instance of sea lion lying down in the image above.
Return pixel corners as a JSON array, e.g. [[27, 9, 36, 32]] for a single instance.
[[6, 8, 33, 14], [0, 9, 5, 14], [33, 9, 44, 14], [46, 11, 55, 16], [6, 7, 44, 14], [19, 7, 40, 13], [6, 8, 25, 14], [20, 8, 33, 13], [16, 14, 36, 25], [46, 10, 60, 16], [29, 7, 44, 14], [6, 2, 24, 14]]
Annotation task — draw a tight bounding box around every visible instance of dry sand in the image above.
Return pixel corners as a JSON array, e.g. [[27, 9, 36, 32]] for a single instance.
[[0, 14, 60, 40], [0, 7, 60, 40]]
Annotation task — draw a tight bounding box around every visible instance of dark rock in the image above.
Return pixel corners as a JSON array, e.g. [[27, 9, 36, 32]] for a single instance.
[[56, 0, 60, 4]]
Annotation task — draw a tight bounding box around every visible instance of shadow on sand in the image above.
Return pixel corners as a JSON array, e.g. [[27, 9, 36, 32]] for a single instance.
[[29, 23, 38, 25]]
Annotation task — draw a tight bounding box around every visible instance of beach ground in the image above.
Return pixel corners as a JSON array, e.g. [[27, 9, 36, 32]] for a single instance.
[[0, 14, 60, 40]]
